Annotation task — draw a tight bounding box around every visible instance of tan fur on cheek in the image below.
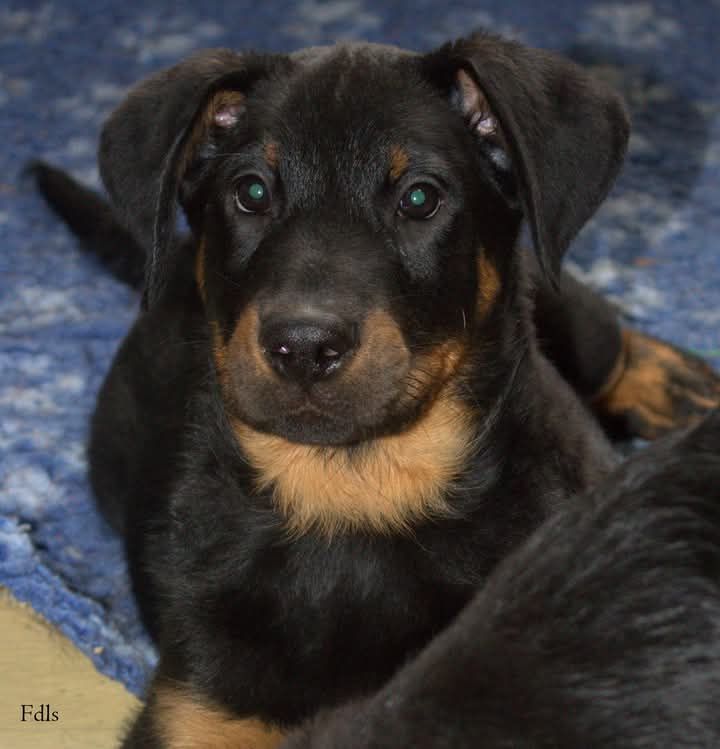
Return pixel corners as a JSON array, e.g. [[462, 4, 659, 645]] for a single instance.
[[196, 240, 207, 303], [212, 305, 275, 395], [228, 304, 274, 377], [211, 320, 231, 393], [154, 684, 284, 749], [402, 340, 466, 406], [476, 253, 501, 318], [344, 310, 411, 382]]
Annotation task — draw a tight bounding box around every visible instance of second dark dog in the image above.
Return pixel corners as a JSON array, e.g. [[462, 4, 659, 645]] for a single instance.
[[287, 411, 720, 749]]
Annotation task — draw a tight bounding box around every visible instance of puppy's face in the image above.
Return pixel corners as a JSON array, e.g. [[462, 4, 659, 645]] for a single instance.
[[185, 46, 514, 445], [101, 36, 628, 448]]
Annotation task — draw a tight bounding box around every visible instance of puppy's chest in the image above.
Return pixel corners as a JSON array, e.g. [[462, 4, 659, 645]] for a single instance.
[[173, 511, 480, 632], [167, 503, 483, 719]]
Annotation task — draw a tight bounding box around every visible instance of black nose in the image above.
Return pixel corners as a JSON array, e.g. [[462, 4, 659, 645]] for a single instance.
[[260, 316, 357, 384]]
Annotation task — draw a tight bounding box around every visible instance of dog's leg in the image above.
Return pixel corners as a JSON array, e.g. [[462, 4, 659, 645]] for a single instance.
[[534, 271, 720, 439], [122, 674, 285, 749]]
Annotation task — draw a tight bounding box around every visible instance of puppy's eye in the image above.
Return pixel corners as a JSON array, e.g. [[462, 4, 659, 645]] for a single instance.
[[398, 183, 441, 220], [235, 176, 271, 214]]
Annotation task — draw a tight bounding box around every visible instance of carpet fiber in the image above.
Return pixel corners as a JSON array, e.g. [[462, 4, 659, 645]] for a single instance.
[[1, 0, 719, 696]]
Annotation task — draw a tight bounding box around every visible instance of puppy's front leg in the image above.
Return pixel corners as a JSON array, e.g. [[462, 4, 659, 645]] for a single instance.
[[123, 675, 285, 749]]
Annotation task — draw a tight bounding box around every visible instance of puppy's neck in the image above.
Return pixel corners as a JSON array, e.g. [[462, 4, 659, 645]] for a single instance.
[[231, 390, 477, 538]]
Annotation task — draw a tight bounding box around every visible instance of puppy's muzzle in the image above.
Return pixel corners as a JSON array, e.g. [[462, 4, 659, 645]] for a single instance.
[[260, 313, 358, 385]]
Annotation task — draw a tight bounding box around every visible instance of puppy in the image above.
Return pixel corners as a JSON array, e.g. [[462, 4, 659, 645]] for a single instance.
[[286, 410, 720, 749], [34, 31, 720, 748]]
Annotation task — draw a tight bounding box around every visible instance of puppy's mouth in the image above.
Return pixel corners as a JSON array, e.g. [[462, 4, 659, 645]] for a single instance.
[[259, 404, 361, 446], [212, 307, 467, 447]]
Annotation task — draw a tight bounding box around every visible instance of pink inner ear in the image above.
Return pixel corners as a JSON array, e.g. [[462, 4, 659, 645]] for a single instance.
[[456, 69, 497, 137], [214, 103, 244, 128]]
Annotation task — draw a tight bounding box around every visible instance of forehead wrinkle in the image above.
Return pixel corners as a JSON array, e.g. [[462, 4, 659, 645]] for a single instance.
[[272, 52, 458, 213], [276, 108, 391, 215]]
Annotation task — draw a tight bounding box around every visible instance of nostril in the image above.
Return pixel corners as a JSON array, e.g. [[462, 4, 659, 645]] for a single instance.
[[321, 346, 341, 360]]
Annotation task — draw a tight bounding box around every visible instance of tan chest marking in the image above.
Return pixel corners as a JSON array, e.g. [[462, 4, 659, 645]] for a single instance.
[[476, 253, 501, 318], [233, 388, 475, 537]]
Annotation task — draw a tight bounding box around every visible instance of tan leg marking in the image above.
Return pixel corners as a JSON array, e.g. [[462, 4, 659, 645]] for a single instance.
[[154, 684, 284, 749], [593, 329, 720, 439]]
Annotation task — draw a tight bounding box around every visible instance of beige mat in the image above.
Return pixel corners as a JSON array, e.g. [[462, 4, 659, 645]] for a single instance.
[[0, 588, 140, 748]]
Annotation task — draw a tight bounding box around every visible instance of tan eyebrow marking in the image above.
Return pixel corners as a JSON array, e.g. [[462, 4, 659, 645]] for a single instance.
[[389, 145, 410, 182], [263, 141, 280, 170]]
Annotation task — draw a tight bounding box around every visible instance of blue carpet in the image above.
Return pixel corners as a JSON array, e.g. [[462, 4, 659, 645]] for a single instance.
[[1, 1, 719, 697]]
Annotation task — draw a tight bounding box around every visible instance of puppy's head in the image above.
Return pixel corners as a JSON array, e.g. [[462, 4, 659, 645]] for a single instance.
[[100, 34, 629, 448]]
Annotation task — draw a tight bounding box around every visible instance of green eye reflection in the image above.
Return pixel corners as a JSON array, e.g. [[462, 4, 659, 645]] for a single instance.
[[248, 182, 265, 201], [409, 188, 427, 207], [235, 176, 272, 214], [398, 183, 441, 220]]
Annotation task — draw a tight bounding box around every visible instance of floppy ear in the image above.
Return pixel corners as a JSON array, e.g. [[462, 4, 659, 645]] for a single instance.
[[99, 49, 284, 307], [423, 32, 630, 281]]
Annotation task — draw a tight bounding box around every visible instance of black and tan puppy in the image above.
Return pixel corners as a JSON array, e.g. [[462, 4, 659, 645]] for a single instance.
[[34, 31, 720, 748], [286, 410, 720, 749]]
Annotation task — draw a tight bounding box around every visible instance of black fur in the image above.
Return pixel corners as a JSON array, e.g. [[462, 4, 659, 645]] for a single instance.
[[285, 411, 720, 748], [424, 35, 630, 280], [28, 161, 145, 287]]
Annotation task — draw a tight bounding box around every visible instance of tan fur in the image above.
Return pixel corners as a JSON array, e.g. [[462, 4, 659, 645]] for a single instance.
[[594, 329, 719, 435], [476, 253, 501, 318], [388, 145, 410, 182], [399, 339, 467, 407], [229, 304, 275, 377], [195, 240, 207, 302], [216, 304, 474, 535], [233, 380, 474, 537], [344, 310, 411, 383], [214, 305, 274, 388], [211, 319, 225, 369], [154, 684, 284, 749], [179, 89, 246, 178], [221, 308, 411, 392], [263, 141, 280, 169]]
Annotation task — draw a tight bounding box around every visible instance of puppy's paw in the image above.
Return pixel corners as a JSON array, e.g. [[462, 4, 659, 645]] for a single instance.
[[592, 329, 720, 440]]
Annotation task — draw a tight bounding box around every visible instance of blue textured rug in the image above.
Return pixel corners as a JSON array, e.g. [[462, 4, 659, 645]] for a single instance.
[[1, 1, 719, 697]]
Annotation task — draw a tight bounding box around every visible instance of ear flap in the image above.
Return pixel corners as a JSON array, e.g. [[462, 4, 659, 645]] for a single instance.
[[424, 33, 630, 280], [99, 49, 282, 307]]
